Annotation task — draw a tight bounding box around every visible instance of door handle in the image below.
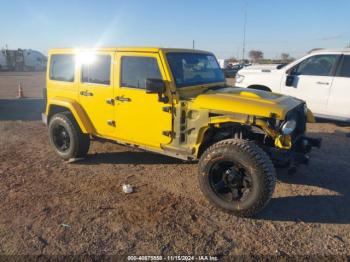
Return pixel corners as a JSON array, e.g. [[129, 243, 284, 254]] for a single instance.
[[80, 90, 94, 96], [115, 96, 131, 102], [316, 81, 329, 85]]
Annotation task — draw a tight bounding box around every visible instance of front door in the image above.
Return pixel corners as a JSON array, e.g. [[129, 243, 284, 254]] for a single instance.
[[78, 52, 115, 137], [114, 52, 173, 148], [281, 54, 339, 115], [327, 55, 350, 120]]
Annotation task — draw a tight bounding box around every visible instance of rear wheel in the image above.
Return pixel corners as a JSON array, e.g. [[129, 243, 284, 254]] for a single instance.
[[198, 139, 276, 217], [48, 112, 90, 160]]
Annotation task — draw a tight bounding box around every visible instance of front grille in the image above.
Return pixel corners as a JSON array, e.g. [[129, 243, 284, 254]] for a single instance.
[[285, 103, 307, 139]]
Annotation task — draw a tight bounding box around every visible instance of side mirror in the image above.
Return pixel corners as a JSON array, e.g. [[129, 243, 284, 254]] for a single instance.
[[145, 78, 168, 103], [285, 74, 295, 87], [146, 78, 165, 94]]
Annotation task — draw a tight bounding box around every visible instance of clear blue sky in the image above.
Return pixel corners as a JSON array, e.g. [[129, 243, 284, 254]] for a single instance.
[[1, 0, 349, 59]]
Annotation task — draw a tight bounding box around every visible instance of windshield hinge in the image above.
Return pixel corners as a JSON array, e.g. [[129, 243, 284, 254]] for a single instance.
[[162, 106, 174, 114], [162, 130, 175, 138]]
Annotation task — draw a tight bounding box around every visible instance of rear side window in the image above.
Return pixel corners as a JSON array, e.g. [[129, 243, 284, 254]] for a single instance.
[[292, 55, 338, 76], [121, 56, 161, 89], [337, 55, 350, 78], [50, 55, 75, 82], [81, 55, 111, 85]]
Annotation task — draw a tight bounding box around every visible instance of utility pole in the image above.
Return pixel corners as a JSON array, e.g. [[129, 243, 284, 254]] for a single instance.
[[242, 1, 247, 63], [192, 40, 195, 50]]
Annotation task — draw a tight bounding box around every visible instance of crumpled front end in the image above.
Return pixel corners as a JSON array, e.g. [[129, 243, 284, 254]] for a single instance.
[[187, 91, 321, 170], [265, 103, 321, 172]]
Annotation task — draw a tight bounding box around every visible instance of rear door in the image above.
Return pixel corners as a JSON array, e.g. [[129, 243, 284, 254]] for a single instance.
[[114, 52, 172, 148], [280, 54, 339, 115], [327, 55, 350, 120], [78, 52, 115, 137]]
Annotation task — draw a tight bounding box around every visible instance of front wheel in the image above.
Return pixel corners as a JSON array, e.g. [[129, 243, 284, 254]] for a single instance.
[[48, 112, 90, 160], [198, 139, 276, 217]]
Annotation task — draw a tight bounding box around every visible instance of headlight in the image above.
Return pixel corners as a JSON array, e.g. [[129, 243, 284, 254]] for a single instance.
[[281, 120, 297, 135], [235, 73, 245, 83]]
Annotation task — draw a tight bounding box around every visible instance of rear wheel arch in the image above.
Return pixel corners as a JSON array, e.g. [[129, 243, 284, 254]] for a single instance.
[[247, 85, 271, 92], [47, 103, 93, 134], [48, 105, 70, 122]]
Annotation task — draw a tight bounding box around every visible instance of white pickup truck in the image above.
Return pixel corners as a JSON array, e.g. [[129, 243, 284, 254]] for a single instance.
[[235, 49, 350, 122]]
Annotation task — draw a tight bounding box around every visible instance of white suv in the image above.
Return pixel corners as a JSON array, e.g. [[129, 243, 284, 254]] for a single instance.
[[235, 49, 350, 122]]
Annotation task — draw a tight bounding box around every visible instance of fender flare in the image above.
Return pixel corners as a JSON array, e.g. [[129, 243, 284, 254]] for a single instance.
[[47, 97, 95, 133]]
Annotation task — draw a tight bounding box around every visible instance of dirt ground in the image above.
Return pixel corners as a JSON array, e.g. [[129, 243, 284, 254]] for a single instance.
[[0, 73, 350, 259]]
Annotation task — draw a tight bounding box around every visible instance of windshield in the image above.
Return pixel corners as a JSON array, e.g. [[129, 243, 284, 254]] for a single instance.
[[166, 52, 225, 88]]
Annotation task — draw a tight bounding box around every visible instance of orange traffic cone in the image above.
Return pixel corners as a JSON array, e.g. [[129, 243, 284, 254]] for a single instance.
[[17, 83, 24, 99]]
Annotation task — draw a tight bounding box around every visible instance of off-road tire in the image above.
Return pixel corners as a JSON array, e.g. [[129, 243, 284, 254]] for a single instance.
[[48, 112, 90, 160], [198, 139, 276, 217]]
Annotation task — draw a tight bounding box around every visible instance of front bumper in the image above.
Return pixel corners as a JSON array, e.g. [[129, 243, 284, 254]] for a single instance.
[[294, 136, 322, 153], [267, 135, 322, 173]]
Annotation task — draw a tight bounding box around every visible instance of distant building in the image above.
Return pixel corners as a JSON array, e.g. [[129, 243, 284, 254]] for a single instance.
[[0, 51, 7, 70], [0, 48, 47, 71]]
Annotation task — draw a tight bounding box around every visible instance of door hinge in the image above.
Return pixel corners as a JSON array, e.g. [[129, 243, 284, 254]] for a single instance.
[[162, 106, 174, 113], [107, 120, 116, 127], [162, 130, 175, 138]]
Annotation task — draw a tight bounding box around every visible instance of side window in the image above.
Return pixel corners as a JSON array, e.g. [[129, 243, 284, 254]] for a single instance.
[[121, 56, 161, 89], [50, 55, 75, 82], [81, 55, 111, 85], [336, 55, 350, 78], [292, 55, 338, 76]]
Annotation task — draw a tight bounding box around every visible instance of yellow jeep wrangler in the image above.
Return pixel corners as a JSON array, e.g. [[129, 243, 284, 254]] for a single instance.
[[43, 47, 321, 217]]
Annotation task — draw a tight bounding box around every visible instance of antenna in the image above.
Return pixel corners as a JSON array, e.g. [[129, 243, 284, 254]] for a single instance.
[[242, 1, 247, 62]]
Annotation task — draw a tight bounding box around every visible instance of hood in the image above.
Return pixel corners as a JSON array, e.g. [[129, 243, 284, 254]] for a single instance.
[[239, 64, 281, 73], [190, 87, 302, 119]]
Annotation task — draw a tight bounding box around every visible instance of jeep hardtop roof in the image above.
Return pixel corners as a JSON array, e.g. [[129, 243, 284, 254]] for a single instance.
[[48, 47, 213, 55]]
